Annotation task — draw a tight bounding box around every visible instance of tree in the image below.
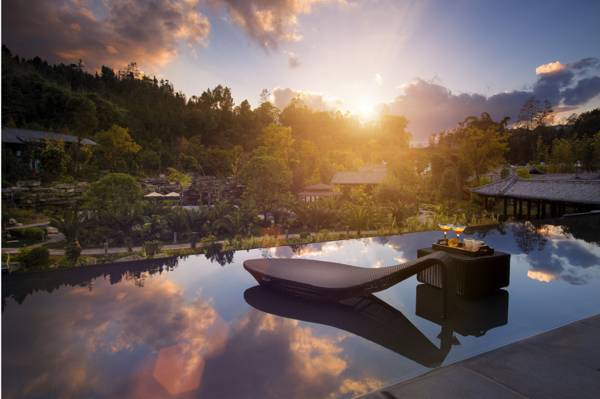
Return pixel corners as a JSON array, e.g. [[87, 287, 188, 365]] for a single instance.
[[50, 208, 86, 263], [518, 97, 553, 129], [165, 207, 190, 243], [518, 97, 538, 130], [241, 154, 293, 222], [36, 139, 68, 182], [258, 124, 294, 162], [294, 200, 340, 231], [458, 126, 507, 181], [94, 125, 141, 171], [84, 173, 143, 247], [344, 204, 372, 235], [548, 138, 575, 172]]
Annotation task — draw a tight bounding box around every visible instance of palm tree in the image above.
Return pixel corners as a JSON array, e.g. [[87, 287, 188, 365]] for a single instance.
[[345, 205, 372, 235], [50, 208, 86, 262], [165, 207, 190, 243]]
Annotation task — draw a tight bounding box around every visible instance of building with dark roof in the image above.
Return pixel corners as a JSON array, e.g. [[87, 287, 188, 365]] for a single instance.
[[471, 174, 600, 218], [331, 164, 387, 186], [2, 128, 97, 177], [2, 128, 97, 146]]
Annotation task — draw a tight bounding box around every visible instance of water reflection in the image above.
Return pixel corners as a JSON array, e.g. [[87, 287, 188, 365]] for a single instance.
[[503, 221, 600, 285], [245, 284, 509, 369], [203, 242, 235, 266], [2, 215, 599, 399], [245, 287, 452, 367], [2, 257, 179, 310]]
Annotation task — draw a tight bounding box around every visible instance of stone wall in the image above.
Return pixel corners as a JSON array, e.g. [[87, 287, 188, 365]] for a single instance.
[[2, 182, 89, 208]]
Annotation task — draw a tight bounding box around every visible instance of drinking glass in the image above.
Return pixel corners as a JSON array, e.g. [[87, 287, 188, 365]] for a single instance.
[[453, 225, 466, 241], [438, 224, 453, 240]]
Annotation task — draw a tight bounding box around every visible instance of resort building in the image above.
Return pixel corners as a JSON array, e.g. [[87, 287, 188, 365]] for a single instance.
[[331, 164, 387, 192], [298, 183, 340, 202], [471, 173, 600, 218], [2, 128, 96, 171]]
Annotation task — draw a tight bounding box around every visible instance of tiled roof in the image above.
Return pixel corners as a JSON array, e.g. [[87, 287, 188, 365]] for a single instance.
[[472, 176, 600, 205], [331, 165, 387, 185], [2, 128, 97, 145]]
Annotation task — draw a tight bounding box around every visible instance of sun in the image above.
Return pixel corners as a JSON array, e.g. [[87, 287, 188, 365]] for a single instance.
[[353, 97, 377, 121]]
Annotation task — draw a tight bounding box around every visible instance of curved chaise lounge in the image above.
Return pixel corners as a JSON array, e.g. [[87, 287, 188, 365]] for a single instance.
[[243, 251, 455, 302]]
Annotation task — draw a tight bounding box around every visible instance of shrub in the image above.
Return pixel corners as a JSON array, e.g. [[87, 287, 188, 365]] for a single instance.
[[11, 227, 46, 242], [65, 240, 82, 263], [17, 247, 50, 269], [516, 167, 531, 179], [144, 240, 161, 257], [189, 232, 199, 249]]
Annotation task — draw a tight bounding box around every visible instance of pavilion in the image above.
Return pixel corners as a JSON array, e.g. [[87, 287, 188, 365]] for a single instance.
[[471, 175, 600, 218]]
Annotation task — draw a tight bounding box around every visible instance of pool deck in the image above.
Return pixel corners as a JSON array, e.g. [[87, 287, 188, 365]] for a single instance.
[[360, 314, 600, 399]]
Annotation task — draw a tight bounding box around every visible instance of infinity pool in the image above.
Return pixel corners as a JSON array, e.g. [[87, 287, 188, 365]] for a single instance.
[[3, 215, 600, 399]]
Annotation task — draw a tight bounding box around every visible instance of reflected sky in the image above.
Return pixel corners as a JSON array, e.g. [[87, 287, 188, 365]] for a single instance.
[[3, 215, 600, 399]]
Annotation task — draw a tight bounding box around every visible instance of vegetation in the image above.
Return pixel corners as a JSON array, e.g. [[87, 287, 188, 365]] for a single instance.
[[2, 48, 600, 272], [17, 247, 50, 270]]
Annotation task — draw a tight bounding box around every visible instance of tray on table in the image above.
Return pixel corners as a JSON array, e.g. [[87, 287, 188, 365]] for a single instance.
[[432, 241, 494, 257]]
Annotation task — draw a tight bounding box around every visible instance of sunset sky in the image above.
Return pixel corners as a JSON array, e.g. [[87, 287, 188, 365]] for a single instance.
[[3, 0, 600, 141]]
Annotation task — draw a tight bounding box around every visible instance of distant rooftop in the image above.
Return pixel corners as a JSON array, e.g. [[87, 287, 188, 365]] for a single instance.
[[2, 128, 97, 145], [331, 164, 387, 185], [472, 175, 600, 205]]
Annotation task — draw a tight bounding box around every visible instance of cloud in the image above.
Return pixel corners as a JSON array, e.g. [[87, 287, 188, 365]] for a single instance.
[[1, 0, 211, 71], [386, 57, 600, 141], [287, 51, 301, 68], [536, 61, 566, 75], [272, 57, 599, 141], [562, 76, 600, 106], [212, 0, 341, 50], [272, 87, 342, 111]]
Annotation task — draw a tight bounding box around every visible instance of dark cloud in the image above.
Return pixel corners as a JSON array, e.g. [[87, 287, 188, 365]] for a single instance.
[[562, 76, 600, 106], [1, 0, 210, 71], [387, 57, 600, 141], [212, 0, 338, 50]]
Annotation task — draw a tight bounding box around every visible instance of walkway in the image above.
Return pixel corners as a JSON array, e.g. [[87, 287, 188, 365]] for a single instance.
[[1, 229, 386, 256], [361, 314, 600, 399]]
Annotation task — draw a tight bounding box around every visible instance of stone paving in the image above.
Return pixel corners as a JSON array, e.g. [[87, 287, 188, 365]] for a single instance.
[[361, 315, 600, 399]]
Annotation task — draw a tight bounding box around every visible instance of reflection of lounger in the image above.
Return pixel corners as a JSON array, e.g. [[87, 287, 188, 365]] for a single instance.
[[243, 251, 455, 302], [244, 286, 451, 367]]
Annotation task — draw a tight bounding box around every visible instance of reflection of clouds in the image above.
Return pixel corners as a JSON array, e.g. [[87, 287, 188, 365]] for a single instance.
[[537, 224, 570, 239], [3, 276, 227, 399], [394, 255, 408, 264], [527, 270, 557, 283], [4, 274, 382, 399], [196, 310, 381, 399], [330, 377, 382, 398], [268, 241, 343, 258], [524, 223, 600, 285]]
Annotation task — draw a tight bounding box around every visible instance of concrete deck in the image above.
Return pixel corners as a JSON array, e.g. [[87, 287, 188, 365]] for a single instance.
[[361, 314, 600, 399]]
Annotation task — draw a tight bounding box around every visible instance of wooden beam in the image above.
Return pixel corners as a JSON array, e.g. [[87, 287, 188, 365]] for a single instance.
[[527, 200, 531, 219], [503, 197, 508, 216]]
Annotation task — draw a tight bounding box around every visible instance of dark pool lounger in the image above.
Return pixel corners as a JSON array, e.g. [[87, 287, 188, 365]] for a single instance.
[[243, 251, 456, 302]]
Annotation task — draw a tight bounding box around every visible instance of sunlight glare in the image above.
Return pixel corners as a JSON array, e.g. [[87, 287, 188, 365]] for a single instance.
[[354, 97, 376, 121]]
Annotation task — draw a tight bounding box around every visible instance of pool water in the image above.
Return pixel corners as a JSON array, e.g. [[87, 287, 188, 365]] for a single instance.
[[3, 216, 600, 399]]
